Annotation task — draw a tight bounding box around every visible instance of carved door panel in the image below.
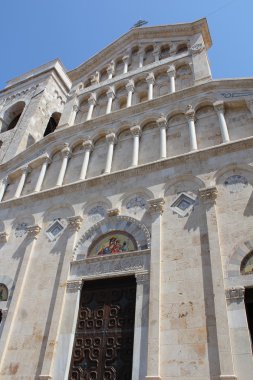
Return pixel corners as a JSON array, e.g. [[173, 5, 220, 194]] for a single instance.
[[69, 277, 136, 380]]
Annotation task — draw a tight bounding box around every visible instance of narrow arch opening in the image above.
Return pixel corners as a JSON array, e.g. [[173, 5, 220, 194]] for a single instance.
[[0, 284, 8, 301], [44, 112, 61, 137], [2, 101, 26, 132]]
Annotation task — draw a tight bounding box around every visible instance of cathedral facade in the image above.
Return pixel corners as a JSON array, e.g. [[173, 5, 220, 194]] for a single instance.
[[0, 18, 253, 380]]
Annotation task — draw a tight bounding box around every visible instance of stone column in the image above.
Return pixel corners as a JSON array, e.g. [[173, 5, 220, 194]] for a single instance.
[[139, 48, 145, 68], [56, 144, 71, 187], [104, 133, 117, 174], [86, 94, 96, 121], [156, 115, 167, 159], [0, 225, 41, 373], [214, 101, 230, 143], [199, 187, 236, 380], [126, 80, 135, 108], [130, 125, 141, 167], [106, 88, 115, 114], [34, 156, 51, 192], [146, 73, 155, 101], [167, 65, 176, 94], [38, 216, 83, 380], [0, 177, 9, 202], [153, 45, 160, 62], [69, 104, 79, 126], [132, 272, 149, 380], [146, 198, 165, 380], [14, 166, 30, 198], [185, 105, 198, 151], [122, 55, 130, 74], [79, 140, 94, 180]]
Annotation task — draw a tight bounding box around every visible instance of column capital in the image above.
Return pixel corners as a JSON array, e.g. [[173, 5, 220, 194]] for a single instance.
[[61, 143, 71, 158], [88, 93, 96, 106], [82, 139, 94, 152], [122, 54, 130, 64], [225, 286, 245, 302], [199, 186, 218, 203], [66, 280, 82, 293], [185, 104, 195, 121], [146, 72, 155, 85], [246, 99, 253, 113], [21, 166, 31, 175], [213, 100, 225, 113], [126, 79, 135, 93], [26, 224, 41, 239], [106, 132, 117, 145], [1, 176, 9, 186], [67, 216, 83, 231], [156, 115, 167, 128], [148, 198, 165, 215], [41, 155, 51, 165], [106, 87, 115, 99], [167, 65, 176, 77], [90, 71, 100, 85], [106, 60, 115, 75], [135, 271, 149, 284], [0, 232, 8, 243], [72, 104, 79, 112], [130, 125, 141, 136]]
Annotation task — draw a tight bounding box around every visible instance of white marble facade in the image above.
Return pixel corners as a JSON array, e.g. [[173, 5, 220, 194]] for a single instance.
[[0, 18, 253, 380]]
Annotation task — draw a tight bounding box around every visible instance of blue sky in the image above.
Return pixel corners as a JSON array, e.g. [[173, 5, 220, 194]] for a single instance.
[[0, 0, 251, 88]]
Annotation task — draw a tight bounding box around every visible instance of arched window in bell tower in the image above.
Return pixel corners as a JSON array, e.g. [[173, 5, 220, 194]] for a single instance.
[[44, 112, 61, 137], [1, 101, 26, 132]]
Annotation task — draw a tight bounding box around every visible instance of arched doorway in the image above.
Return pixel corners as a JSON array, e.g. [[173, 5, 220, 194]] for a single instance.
[[68, 276, 136, 380]]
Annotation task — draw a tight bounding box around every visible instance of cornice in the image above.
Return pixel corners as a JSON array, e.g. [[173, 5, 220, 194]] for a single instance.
[[1, 77, 253, 174], [68, 18, 211, 82], [1, 136, 253, 209]]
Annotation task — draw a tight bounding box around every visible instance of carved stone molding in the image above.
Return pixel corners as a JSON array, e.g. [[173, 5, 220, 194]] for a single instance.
[[226, 287, 245, 302], [148, 198, 165, 215], [190, 43, 204, 55], [130, 125, 141, 137], [199, 187, 218, 203], [0, 232, 8, 243], [66, 280, 82, 293], [156, 115, 167, 128], [185, 104, 195, 121], [26, 224, 41, 239], [107, 208, 120, 217], [67, 216, 83, 231], [135, 271, 149, 284]]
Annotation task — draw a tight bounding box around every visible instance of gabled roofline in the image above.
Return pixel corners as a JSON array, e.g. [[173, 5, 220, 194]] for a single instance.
[[68, 18, 211, 83]]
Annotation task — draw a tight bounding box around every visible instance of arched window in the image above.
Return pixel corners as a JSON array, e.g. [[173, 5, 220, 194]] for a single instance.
[[0, 284, 8, 301], [241, 251, 253, 275], [1, 101, 26, 132], [44, 112, 61, 137], [88, 231, 138, 257]]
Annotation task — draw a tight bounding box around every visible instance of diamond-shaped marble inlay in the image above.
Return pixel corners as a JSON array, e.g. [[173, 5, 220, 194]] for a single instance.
[[170, 193, 196, 217], [46, 220, 64, 241]]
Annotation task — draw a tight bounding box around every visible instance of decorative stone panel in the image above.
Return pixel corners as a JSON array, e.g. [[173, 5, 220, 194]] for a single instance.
[[170, 192, 196, 217]]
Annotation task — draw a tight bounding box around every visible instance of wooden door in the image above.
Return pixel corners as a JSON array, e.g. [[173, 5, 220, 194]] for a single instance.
[[69, 277, 136, 380]]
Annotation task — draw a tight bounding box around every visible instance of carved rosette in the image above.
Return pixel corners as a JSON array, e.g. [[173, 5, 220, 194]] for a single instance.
[[226, 287, 245, 302], [148, 198, 165, 215], [199, 187, 218, 203], [67, 216, 83, 231], [0, 232, 8, 243], [26, 224, 42, 239], [135, 272, 149, 284], [107, 208, 120, 217], [66, 280, 83, 293]]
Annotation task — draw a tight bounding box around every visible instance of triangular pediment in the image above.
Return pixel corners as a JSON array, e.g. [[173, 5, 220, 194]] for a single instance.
[[68, 18, 211, 83]]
